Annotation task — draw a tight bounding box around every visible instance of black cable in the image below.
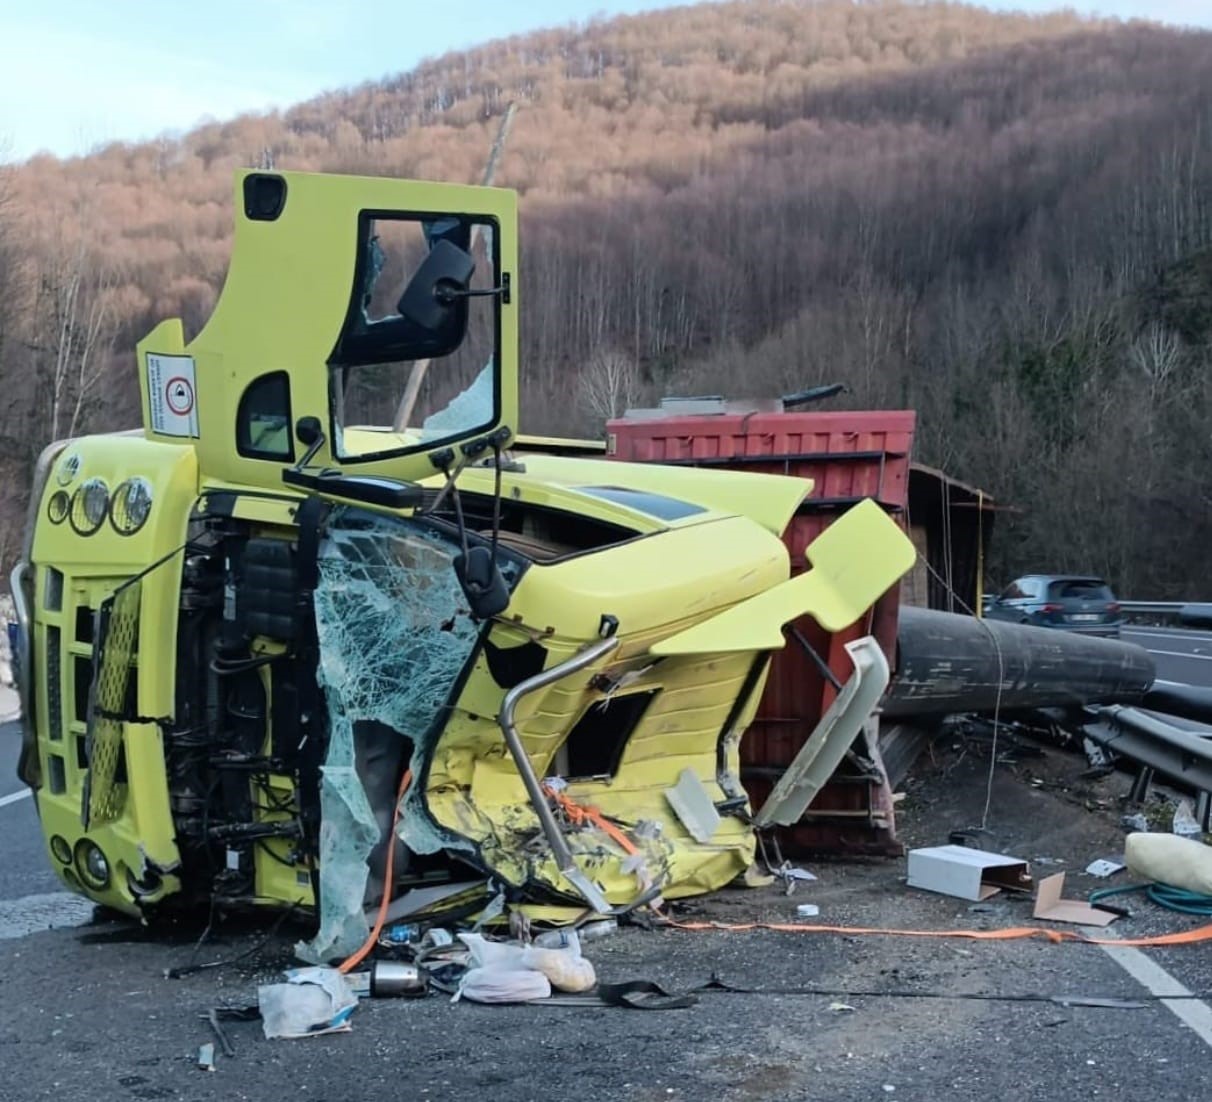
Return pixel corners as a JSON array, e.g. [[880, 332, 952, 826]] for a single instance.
[[255, 840, 299, 868], [165, 902, 301, 979], [210, 653, 281, 676]]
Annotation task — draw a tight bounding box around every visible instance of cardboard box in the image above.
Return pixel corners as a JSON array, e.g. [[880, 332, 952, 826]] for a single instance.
[[907, 844, 1032, 901], [1033, 872, 1119, 926]]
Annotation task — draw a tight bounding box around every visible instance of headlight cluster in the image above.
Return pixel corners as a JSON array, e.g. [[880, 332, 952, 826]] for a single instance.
[[109, 477, 154, 535], [69, 478, 110, 535], [73, 838, 111, 891], [55, 477, 153, 536]]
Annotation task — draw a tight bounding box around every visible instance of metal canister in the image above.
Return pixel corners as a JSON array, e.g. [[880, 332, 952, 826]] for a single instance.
[[369, 960, 427, 998]]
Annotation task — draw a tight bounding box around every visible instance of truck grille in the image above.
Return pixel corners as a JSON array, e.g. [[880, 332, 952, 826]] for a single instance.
[[82, 581, 141, 827]]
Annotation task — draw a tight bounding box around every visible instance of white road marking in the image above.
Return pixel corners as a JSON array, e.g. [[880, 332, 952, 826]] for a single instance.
[[1126, 625, 1212, 635], [1093, 932, 1212, 1049], [1126, 629, 1212, 642], [0, 789, 32, 809], [1140, 649, 1212, 661]]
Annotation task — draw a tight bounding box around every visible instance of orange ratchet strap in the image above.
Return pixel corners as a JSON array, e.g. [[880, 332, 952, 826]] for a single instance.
[[664, 919, 1212, 947]]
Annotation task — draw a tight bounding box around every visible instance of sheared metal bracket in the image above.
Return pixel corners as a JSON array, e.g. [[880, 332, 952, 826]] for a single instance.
[[753, 636, 890, 828]]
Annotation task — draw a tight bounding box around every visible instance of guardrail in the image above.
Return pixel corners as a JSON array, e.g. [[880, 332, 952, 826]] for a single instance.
[[1120, 601, 1212, 627], [977, 599, 1212, 625]]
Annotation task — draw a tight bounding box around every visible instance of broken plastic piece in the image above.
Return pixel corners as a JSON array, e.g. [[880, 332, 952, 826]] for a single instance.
[[1085, 858, 1126, 878], [754, 636, 890, 828], [664, 769, 721, 843], [197, 1043, 215, 1071]]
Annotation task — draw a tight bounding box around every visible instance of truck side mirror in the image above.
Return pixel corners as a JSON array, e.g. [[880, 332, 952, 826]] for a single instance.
[[397, 239, 476, 335]]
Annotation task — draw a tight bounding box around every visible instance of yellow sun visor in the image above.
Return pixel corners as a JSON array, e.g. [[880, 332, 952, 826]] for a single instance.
[[650, 499, 917, 656]]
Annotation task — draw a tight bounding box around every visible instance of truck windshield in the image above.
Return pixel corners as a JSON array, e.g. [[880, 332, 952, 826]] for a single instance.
[[329, 213, 500, 462]]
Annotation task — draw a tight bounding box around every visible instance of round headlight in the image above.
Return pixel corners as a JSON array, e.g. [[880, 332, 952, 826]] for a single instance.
[[57, 452, 81, 486], [74, 839, 110, 890], [50, 834, 72, 864], [109, 478, 153, 536], [70, 478, 109, 535], [47, 490, 70, 524]]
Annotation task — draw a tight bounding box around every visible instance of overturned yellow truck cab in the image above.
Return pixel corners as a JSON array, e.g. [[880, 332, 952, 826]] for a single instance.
[[12, 170, 915, 960]]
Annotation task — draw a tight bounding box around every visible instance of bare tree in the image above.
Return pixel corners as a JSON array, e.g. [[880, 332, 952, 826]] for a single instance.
[[576, 348, 640, 428], [30, 227, 118, 442]]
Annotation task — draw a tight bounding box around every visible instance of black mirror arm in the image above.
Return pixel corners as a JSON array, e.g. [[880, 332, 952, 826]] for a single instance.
[[435, 272, 511, 305]]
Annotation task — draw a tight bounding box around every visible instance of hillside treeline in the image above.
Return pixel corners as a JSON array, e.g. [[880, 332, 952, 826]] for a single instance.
[[1, 0, 1211, 595]]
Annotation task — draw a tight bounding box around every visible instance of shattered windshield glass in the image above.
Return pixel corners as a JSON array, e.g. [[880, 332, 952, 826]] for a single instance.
[[331, 214, 500, 461], [300, 510, 487, 962]]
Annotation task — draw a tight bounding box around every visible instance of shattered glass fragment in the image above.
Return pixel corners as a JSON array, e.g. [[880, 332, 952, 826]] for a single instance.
[[421, 361, 492, 438]]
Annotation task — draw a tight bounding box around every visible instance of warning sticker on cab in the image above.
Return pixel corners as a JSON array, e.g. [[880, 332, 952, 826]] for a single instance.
[[146, 353, 199, 438]]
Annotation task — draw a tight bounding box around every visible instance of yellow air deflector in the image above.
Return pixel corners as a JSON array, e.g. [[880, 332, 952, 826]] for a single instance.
[[650, 499, 917, 656]]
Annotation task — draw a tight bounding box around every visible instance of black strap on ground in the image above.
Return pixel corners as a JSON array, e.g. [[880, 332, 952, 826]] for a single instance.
[[694, 974, 1167, 1007], [596, 980, 699, 1010], [537, 980, 699, 1010]]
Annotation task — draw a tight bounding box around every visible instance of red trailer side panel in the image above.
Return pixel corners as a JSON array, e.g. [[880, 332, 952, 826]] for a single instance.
[[607, 409, 915, 855]]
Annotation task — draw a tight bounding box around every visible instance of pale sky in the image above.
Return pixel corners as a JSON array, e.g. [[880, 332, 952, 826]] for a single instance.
[[1, 0, 1208, 162]]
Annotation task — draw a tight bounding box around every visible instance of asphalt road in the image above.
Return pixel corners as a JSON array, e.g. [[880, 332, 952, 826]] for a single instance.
[[0, 722, 57, 902], [1122, 625, 1212, 686], [5, 720, 1212, 1100]]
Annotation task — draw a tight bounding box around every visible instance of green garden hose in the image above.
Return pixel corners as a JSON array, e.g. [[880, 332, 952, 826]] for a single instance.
[[1090, 881, 1212, 917]]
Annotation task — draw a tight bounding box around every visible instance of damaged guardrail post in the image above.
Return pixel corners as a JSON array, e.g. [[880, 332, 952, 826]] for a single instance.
[[498, 629, 621, 914], [1083, 705, 1212, 798]]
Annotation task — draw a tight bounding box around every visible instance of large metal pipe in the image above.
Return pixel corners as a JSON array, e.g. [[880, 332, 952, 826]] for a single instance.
[[882, 607, 1154, 719]]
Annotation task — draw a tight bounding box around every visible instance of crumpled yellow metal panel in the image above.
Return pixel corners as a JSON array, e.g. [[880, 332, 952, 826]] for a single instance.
[[420, 496, 916, 908]]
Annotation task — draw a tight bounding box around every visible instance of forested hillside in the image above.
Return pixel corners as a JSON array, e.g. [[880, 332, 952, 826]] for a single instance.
[[2, 0, 1211, 594]]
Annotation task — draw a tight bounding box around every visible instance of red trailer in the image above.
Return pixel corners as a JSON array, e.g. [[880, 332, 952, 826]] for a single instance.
[[607, 406, 915, 855]]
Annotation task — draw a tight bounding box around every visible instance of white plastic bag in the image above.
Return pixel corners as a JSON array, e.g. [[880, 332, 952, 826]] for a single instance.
[[259, 966, 358, 1039], [1173, 799, 1202, 838], [453, 931, 596, 999], [458, 931, 528, 969], [456, 966, 552, 1004], [522, 932, 596, 993]]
